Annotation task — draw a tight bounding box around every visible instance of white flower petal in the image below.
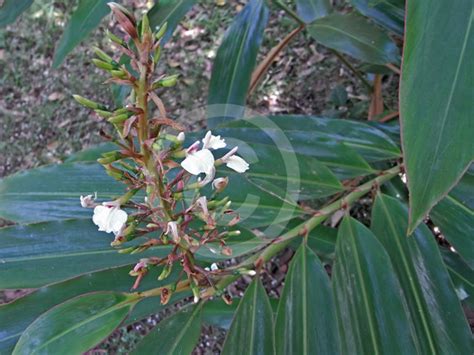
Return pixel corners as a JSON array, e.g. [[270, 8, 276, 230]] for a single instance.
[[225, 155, 249, 173], [202, 130, 226, 150], [92, 205, 127, 234], [181, 149, 215, 175], [177, 132, 185, 142]]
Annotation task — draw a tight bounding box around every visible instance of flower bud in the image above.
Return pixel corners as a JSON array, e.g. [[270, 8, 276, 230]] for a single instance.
[[92, 58, 115, 71], [177, 132, 185, 142], [153, 45, 162, 63], [106, 30, 126, 46], [111, 69, 127, 79], [93, 46, 114, 64], [158, 264, 172, 280], [97, 151, 122, 164], [73, 95, 105, 110], [227, 230, 241, 237], [155, 22, 168, 41], [140, 14, 151, 38], [222, 294, 233, 305], [95, 109, 113, 118], [212, 177, 228, 193], [108, 113, 130, 124], [158, 74, 179, 87]]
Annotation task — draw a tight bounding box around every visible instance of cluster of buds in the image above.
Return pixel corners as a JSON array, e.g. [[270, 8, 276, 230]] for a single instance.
[[76, 4, 250, 302]]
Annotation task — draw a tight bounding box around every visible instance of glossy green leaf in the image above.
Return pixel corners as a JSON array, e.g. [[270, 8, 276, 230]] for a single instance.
[[202, 300, 239, 330], [372, 194, 472, 354], [0, 162, 125, 223], [400, 1, 474, 233], [296, 0, 331, 23], [53, 0, 110, 68], [430, 169, 474, 268], [333, 216, 417, 354], [13, 292, 138, 354], [305, 224, 337, 261], [207, 0, 269, 127], [0, 0, 33, 27], [308, 12, 400, 64], [64, 143, 117, 163], [351, 0, 404, 35], [0, 265, 184, 354], [0, 219, 171, 288], [222, 277, 275, 355], [441, 248, 474, 308], [148, 0, 196, 43], [131, 304, 202, 355], [226, 142, 344, 200], [275, 244, 339, 354]]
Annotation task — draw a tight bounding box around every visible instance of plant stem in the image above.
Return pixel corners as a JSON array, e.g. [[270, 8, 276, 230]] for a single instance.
[[331, 49, 373, 91], [273, 0, 305, 25]]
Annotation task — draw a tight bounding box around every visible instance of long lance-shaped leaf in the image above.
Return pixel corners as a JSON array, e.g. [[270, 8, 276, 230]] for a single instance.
[[0, 265, 185, 354], [207, 0, 269, 127], [307, 12, 400, 65], [0, 161, 302, 228], [430, 167, 474, 268], [274, 244, 339, 354], [400, 1, 474, 233], [148, 0, 196, 44], [52, 0, 111, 68], [0, 0, 33, 27], [0, 219, 171, 288], [221, 277, 275, 355], [332, 216, 417, 354], [351, 0, 404, 36], [371, 193, 472, 354], [296, 0, 331, 23], [12, 292, 139, 354], [131, 304, 203, 354]]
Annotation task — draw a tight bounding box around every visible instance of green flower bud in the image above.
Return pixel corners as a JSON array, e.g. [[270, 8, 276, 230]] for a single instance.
[[72, 95, 105, 110], [156, 74, 179, 88], [94, 109, 113, 118], [153, 45, 162, 63], [106, 30, 126, 46], [158, 264, 172, 281], [155, 22, 168, 41], [140, 14, 151, 38], [108, 113, 130, 124], [97, 151, 122, 164], [111, 69, 127, 79], [92, 58, 115, 71], [93, 46, 114, 63]]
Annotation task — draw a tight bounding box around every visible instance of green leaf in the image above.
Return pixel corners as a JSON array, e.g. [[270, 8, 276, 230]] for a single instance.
[[207, 0, 269, 127], [222, 277, 275, 355], [274, 244, 339, 354], [0, 162, 125, 223], [400, 1, 474, 233], [0, 265, 184, 354], [131, 304, 202, 355], [52, 0, 110, 68], [202, 299, 239, 330], [441, 248, 474, 308], [64, 143, 117, 162], [305, 224, 337, 261], [296, 0, 331, 23], [0, 0, 33, 27], [227, 142, 344, 200], [351, 0, 404, 35], [333, 216, 418, 354], [148, 0, 196, 43], [371, 193, 473, 354], [307, 12, 400, 64], [430, 169, 474, 268], [13, 292, 138, 354], [0, 219, 171, 288]]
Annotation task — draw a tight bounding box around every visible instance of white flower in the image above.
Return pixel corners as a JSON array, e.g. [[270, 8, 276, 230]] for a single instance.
[[165, 221, 180, 242], [210, 263, 219, 271], [224, 155, 249, 173], [212, 177, 228, 192], [181, 148, 216, 186], [92, 204, 127, 234], [177, 131, 185, 142], [80, 194, 96, 208], [202, 130, 226, 150]]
